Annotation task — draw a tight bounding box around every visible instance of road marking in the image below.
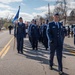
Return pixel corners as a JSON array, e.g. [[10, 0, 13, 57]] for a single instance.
[[0, 37, 14, 58], [1, 46, 10, 59]]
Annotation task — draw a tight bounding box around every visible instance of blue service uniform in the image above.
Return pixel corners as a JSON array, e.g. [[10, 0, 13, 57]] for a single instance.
[[46, 24, 50, 49], [42, 24, 48, 50], [30, 24, 39, 50], [28, 24, 32, 45], [14, 22, 26, 53], [39, 25, 43, 43], [8, 25, 13, 34], [62, 27, 67, 44], [67, 26, 70, 38], [48, 21, 63, 72]]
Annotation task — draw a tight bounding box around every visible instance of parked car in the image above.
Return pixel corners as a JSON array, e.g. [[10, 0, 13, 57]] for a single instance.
[[1, 27, 6, 30]]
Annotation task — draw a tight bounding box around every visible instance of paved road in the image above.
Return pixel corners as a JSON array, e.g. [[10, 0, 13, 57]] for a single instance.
[[0, 30, 75, 75]]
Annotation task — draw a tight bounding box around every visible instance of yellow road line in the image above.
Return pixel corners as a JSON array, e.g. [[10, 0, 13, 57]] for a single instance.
[[0, 37, 14, 57], [1, 46, 10, 59]]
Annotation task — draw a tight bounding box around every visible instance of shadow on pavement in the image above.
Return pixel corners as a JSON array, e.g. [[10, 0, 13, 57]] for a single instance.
[[63, 44, 75, 56], [64, 44, 75, 50], [22, 38, 70, 74], [23, 47, 49, 65], [51, 68, 69, 75], [54, 64, 68, 70], [23, 39, 50, 65]]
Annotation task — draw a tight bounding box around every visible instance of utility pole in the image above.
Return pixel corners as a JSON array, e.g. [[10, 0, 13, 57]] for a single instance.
[[48, 3, 50, 21], [63, 0, 67, 25]]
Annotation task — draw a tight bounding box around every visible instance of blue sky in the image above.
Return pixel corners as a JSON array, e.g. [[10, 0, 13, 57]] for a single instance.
[[0, 0, 75, 21], [9, 0, 55, 13]]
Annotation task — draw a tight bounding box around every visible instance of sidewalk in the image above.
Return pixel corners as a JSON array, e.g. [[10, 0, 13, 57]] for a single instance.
[[64, 37, 75, 51], [0, 30, 7, 32]]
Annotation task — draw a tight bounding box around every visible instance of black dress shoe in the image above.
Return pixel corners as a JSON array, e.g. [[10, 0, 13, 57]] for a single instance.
[[50, 66, 53, 70], [18, 51, 20, 53], [32, 48, 35, 50], [36, 48, 38, 50], [46, 48, 47, 50], [59, 71, 63, 75], [21, 51, 23, 54]]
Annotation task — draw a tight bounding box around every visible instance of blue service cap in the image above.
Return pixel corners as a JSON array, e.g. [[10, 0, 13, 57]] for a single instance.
[[32, 19, 36, 22], [54, 13, 59, 16], [32, 19, 34, 21], [46, 19, 49, 22], [19, 17, 22, 19], [34, 20, 36, 23], [46, 19, 49, 23]]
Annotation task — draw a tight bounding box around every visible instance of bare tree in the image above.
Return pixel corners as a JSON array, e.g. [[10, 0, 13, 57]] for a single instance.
[[54, 0, 68, 25]]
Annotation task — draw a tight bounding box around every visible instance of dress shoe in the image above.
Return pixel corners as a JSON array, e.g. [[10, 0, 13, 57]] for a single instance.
[[49, 66, 53, 70], [18, 51, 20, 53], [59, 71, 63, 75], [36, 48, 38, 50], [32, 48, 35, 50], [46, 48, 47, 50], [21, 52, 23, 54]]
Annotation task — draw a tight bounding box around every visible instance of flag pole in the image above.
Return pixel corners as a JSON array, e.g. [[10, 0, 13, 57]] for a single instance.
[[13, 6, 20, 50]]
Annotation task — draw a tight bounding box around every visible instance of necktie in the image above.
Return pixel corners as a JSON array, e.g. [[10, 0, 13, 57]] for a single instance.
[[56, 22, 59, 28]]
